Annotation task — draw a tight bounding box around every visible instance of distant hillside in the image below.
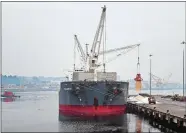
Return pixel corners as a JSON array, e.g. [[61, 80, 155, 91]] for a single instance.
[[2, 75, 20, 85], [1, 75, 66, 85]]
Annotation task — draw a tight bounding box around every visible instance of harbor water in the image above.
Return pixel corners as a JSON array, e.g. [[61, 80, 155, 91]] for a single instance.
[[1, 90, 178, 132]]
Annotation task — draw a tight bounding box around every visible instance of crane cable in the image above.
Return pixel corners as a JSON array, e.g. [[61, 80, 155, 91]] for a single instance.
[[137, 45, 140, 74], [135, 44, 142, 91]]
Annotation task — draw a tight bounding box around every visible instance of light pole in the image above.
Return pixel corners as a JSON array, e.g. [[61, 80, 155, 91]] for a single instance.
[[181, 41, 186, 97], [149, 54, 153, 96]]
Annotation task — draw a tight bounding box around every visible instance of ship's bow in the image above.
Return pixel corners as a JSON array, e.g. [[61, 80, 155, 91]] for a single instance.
[[59, 81, 128, 126]]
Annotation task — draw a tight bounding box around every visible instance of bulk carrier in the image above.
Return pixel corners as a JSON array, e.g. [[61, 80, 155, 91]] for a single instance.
[[59, 5, 140, 126]]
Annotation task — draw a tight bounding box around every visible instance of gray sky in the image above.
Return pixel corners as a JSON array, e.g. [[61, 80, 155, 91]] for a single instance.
[[2, 2, 185, 83]]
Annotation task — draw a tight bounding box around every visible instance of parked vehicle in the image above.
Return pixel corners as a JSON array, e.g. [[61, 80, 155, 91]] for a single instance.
[[148, 96, 156, 104]]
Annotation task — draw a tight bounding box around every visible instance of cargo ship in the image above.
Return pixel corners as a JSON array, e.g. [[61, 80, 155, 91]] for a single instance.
[[59, 5, 140, 126], [59, 76, 129, 125]]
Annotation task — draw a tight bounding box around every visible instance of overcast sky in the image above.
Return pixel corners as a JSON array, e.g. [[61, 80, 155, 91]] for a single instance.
[[2, 2, 185, 83]]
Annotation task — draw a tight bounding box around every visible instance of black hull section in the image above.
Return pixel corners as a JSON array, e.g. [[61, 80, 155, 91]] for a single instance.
[[59, 81, 129, 125]]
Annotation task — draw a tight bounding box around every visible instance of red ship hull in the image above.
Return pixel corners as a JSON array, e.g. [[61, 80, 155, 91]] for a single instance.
[[59, 105, 126, 117]]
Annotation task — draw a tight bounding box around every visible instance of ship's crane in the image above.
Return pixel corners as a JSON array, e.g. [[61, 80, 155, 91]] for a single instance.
[[88, 5, 106, 73], [74, 35, 87, 70], [74, 5, 140, 73], [88, 5, 140, 73], [70, 5, 143, 82]]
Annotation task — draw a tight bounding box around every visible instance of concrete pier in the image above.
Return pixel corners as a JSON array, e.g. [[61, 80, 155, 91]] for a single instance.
[[127, 96, 186, 132]]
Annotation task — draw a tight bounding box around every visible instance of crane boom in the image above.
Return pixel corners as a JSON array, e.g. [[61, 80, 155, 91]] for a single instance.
[[91, 5, 106, 57], [97, 43, 140, 67], [73, 5, 141, 76], [74, 35, 86, 63], [99, 43, 140, 55], [89, 5, 106, 73]]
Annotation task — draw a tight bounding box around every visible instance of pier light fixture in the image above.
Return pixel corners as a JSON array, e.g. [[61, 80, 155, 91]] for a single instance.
[[149, 54, 153, 96], [181, 41, 186, 97]]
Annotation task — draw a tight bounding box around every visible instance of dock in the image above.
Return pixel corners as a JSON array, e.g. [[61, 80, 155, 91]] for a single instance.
[[127, 96, 186, 132]]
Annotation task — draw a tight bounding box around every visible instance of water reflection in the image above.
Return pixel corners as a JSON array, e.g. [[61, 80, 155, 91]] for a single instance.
[[136, 119, 142, 133], [58, 120, 128, 133], [58, 113, 129, 132], [1, 97, 16, 102]]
